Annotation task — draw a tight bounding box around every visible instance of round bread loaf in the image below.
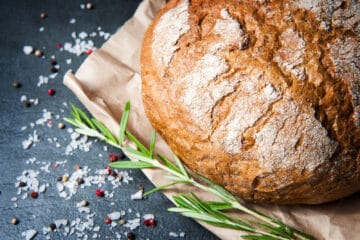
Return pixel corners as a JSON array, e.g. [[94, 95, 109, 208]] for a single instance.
[[141, 0, 360, 204]]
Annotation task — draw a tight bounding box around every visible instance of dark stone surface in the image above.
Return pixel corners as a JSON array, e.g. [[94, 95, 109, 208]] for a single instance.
[[0, 1, 219, 239]]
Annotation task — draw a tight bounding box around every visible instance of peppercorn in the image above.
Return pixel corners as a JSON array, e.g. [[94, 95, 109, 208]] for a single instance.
[[86, 3, 93, 9], [127, 232, 135, 240], [81, 200, 88, 207], [49, 223, 56, 231], [50, 59, 57, 65], [40, 12, 47, 19], [108, 154, 118, 162], [12, 81, 21, 88], [143, 218, 156, 227], [104, 217, 112, 225], [11, 217, 19, 225], [22, 100, 31, 108], [118, 151, 125, 159], [76, 177, 84, 184], [117, 174, 123, 181], [119, 219, 126, 225], [50, 66, 58, 73], [58, 122, 65, 129], [18, 181, 27, 187], [95, 189, 105, 197], [30, 191, 38, 199], [86, 49, 93, 54], [57, 176, 63, 182], [35, 50, 43, 57], [62, 175, 69, 182], [47, 88, 55, 96]]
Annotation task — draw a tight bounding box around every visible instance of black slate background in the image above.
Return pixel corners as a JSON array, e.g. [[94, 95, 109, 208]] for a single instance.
[[0, 1, 219, 239]]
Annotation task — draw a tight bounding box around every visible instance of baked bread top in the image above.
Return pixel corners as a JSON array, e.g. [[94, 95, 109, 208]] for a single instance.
[[141, 0, 360, 204]]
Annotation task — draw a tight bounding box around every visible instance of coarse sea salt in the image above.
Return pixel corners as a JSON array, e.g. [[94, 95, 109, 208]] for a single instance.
[[22, 229, 37, 240], [23, 46, 33, 55]]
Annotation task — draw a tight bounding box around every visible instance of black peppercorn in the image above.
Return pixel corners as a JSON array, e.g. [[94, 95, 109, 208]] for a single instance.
[[127, 232, 135, 240]]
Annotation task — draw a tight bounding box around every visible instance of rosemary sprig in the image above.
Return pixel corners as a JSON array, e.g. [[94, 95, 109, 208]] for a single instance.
[[64, 102, 314, 240]]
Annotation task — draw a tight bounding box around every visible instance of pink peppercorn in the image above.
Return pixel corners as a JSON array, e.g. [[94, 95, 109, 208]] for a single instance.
[[48, 88, 55, 96], [86, 49, 93, 54], [143, 218, 156, 227], [56, 43, 62, 49], [30, 191, 38, 199], [95, 189, 105, 197], [104, 217, 112, 224], [109, 154, 118, 162]]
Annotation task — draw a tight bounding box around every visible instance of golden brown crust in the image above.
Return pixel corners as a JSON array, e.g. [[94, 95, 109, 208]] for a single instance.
[[141, 0, 360, 204]]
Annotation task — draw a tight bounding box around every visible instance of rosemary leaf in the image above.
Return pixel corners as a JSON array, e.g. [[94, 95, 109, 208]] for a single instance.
[[157, 154, 182, 175], [118, 101, 130, 146], [125, 130, 150, 155], [149, 131, 156, 158], [91, 118, 118, 144], [109, 161, 154, 169], [173, 154, 189, 179], [143, 180, 187, 196], [242, 235, 283, 240]]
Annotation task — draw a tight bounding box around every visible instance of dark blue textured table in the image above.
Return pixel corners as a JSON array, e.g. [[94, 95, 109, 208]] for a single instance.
[[0, 1, 219, 239]]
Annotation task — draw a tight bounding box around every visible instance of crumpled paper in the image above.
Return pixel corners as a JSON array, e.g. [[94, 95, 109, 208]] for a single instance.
[[63, 0, 360, 239]]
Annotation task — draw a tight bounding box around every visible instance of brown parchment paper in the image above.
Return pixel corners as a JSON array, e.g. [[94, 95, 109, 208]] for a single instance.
[[63, 0, 360, 239]]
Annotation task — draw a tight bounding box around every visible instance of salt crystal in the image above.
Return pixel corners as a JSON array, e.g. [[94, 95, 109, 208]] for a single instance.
[[23, 46, 33, 55], [79, 32, 88, 39], [180, 232, 185, 237], [54, 219, 68, 228], [78, 207, 90, 214], [69, 18, 76, 24], [143, 214, 154, 220], [49, 73, 58, 79], [21, 126, 27, 131], [37, 75, 49, 87], [39, 184, 46, 193], [22, 229, 37, 240], [39, 27, 45, 32], [108, 211, 121, 220], [11, 197, 17, 202], [66, 58, 72, 64], [124, 218, 140, 230], [169, 232, 179, 237], [80, 4, 85, 9], [20, 95, 27, 102]]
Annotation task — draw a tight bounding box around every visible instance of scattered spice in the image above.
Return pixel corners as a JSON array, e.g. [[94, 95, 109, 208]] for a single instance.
[[104, 217, 112, 225], [119, 219, 126, 225], [22, 100, 31, 108], [56, 43, 62, 49], [30, 191, 38, 199], [57, 176, 63, 182], [127, 232, 135, 240], [74, 164, 81, 170], [47, 88, 55, 96], [50, 59, 57, 65], [58, 122, 65, 129], [95, 189, 104, 197], [35, 50, 43, 57], [18, 181, 27, 187], [62, 175, 69, 182], [49, 223, 56, 231], [108, 153, 118, 162], [40, 12, 47, 19], [81, 200, 88, 207], [86, 3, 93, 10], [12, 81, 21, 88], [76, 177, 84, 184], [11, 217, 19, 225], [53, 163, 59, 168], [50, 66, 58, 73], [86, 49, 93, 54], [143, 218, 156, 228]]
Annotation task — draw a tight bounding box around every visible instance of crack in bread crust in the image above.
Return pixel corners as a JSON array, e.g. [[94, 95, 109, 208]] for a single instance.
[[141, 0, 360, 204]]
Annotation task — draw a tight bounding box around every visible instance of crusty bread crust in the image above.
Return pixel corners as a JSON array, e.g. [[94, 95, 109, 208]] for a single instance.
[[141, 0, 360, 204]]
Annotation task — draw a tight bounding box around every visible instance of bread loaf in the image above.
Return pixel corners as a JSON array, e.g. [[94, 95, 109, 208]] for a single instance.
[[141, 0, 360, 204]]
